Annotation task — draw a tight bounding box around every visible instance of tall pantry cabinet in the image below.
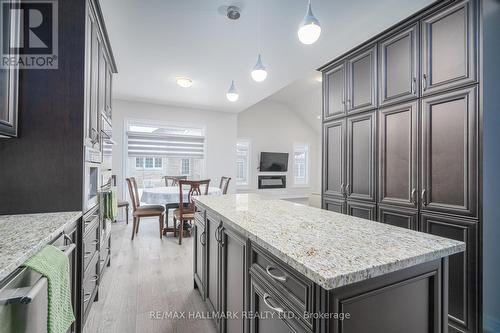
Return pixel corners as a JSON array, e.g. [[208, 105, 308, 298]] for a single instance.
[[320, 0, 479, 332]]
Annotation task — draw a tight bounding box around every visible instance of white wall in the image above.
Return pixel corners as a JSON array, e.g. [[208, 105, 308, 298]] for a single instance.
[[112, 99, 237, 200], [237, 99, 321, 198]]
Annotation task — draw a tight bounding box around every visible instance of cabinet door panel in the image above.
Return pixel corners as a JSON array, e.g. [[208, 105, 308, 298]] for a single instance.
[[323, 197, 345, 214], [421, 87, 477, 216], [422, 0, 476, 95], [221, 227, 246, 333], [379, 101, 418, 208], [378, 205, 418, 230], [206, 216, 220, 320], [193, 219, 205, 298], [347, 200, 376, 221], [347, 112, 376, 202], [347, 45, 377, 113], [420, 213, 477, 333], [324, 120, 345, 198], [324, 62, 346, 120], [379, 24, 418, 106]]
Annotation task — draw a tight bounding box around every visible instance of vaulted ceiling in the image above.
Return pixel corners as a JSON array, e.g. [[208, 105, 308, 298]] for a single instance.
[[100, 0, 434, 112]]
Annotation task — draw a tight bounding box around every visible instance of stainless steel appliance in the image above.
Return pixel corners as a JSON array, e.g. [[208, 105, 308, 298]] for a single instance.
[[84, 147, 101, 213], [0, 237, 76, 333]]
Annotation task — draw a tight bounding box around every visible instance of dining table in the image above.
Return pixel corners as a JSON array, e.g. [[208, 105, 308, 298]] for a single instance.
[[140, 186, 222, 235]]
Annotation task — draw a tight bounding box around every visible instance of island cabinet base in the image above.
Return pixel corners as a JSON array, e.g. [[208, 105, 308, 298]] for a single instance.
[[193, 211, 450, 333]]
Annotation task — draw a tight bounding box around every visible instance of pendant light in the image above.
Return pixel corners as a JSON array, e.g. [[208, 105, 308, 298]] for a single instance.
[[226, 80, 239, 102], [251, 54, 267, 82], [251, 0, 268, 82], [298, 0, 321, 45]]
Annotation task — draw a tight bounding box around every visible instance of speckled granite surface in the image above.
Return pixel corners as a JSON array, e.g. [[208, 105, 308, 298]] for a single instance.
[[0, 211, 82, 281], [194, 194, 465, 290]]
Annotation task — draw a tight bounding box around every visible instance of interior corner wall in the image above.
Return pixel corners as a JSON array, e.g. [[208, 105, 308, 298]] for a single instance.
[[111, 99, 237, 201], [236, 99, 321, 195]]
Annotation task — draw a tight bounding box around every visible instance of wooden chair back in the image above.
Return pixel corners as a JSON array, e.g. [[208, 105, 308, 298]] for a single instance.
[[178, 179, 210, 214], [126, 177, 141, 211], [163, 175, 188, 187], [219, 176, 231, 194]]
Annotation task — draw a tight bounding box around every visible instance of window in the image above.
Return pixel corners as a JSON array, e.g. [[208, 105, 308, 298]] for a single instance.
[[181, 159, 190, 175], [135, 157, 163, 170], [236, 140, 250, 186], [294, 143, 309, 186]]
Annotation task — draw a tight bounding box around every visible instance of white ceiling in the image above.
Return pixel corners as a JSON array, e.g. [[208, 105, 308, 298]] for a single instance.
[[100, 0, 434, 113]]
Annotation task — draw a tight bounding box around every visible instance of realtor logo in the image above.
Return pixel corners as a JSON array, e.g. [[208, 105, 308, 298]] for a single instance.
[[1, 0, 58, 69]]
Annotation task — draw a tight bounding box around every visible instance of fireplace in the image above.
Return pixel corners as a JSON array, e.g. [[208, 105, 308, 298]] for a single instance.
[[258, 175, 286, 189]]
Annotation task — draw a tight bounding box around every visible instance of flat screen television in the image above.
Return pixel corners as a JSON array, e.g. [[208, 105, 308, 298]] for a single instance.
[[259, 152, 289, 172]]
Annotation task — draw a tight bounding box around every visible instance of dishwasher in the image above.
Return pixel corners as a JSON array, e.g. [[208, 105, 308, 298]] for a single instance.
[[0, 229, 77, 333]]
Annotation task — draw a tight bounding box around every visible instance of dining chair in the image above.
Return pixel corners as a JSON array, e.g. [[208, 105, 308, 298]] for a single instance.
[[219, 176, 231, 194], [112, 175, 129, 224], [126, 177, 166, 240], [162, 175, 188, 187], [173, 179, 210, 245]]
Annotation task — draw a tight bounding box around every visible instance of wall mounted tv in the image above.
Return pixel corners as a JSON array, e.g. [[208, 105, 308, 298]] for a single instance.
[[259, 152, 289, 172]]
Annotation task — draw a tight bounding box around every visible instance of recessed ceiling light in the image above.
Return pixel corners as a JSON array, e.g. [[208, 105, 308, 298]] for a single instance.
[[176, 76, 193, 88]]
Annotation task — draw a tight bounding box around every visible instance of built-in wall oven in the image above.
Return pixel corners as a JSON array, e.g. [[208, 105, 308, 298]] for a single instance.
[[84, 147, 101, 213]]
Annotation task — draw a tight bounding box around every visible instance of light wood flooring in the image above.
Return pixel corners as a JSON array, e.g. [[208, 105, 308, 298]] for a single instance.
[[83, 217, 217, 333]]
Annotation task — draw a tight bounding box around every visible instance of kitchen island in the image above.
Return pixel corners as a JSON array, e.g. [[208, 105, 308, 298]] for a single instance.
[[193, 194, 465, 333]]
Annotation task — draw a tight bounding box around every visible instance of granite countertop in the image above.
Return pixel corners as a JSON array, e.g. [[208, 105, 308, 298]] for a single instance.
[[0, 211, 82, 281], [194, 194, 465, 290]]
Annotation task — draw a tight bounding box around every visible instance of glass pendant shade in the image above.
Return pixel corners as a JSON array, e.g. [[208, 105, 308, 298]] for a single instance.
[[251, 54, 268, 82], [298, 1, 321, 45], [226, 80, 239, 102]]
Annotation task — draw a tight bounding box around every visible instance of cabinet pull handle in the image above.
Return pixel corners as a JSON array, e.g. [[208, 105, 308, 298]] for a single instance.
[[63, 233, 73, 244], [214, 226, 220, 242], [412, 77, 417, 94], [340, 183, 345, 196], [345, 184, 350, 196], [266, 266, 287, 282], [89, 275, 99, 282], [263, 293, 284, 314], [410, 188, 416, 204], [422, 74, 428, 91], [83, 292, 92, 303], [200, 231, 206, 246], [421, 189, 428, 206]]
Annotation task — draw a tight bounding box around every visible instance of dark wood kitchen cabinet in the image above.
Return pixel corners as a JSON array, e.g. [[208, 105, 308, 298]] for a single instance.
[[378, 204, 418, 230], [193, 215, 206, 298], [346, 45, 377, 114], [323, 197, 345, 214], [206, 214, 221, 326], [346, 200, 376, 220], [320, 1, 481, 330], [220, 225, 247, 333], [378, 101, 418, 208], [346, 111, 376, 202], [323, 62, 346, 121], [323, 119, 345, 199], [420, 212, 478, 333], [379, 23, 419, 106], [421, 0, 477, 95], [420, 86, 478, 217]]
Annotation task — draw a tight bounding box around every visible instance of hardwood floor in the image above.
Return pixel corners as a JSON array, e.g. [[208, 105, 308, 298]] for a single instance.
[[83, 218, 217, 333]]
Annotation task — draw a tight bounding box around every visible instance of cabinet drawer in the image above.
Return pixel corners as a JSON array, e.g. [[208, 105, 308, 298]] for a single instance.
[[83, 251, 99, 316], [250, 273, 312, 333], [250, 245, 314, 328], [83, 207, 99, 235], [83, 219, 99, 272]]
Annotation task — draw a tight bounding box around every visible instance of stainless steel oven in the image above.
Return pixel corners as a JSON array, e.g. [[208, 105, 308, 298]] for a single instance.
[[84, 146, 101, 213]]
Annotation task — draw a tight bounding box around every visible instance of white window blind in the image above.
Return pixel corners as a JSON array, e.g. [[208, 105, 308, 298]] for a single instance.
[[127, 132, 205, 158]]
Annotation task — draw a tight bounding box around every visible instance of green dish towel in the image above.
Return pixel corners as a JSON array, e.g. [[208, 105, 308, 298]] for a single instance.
[[23, 245, 75, 333], [103, 187, 118, 221]]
